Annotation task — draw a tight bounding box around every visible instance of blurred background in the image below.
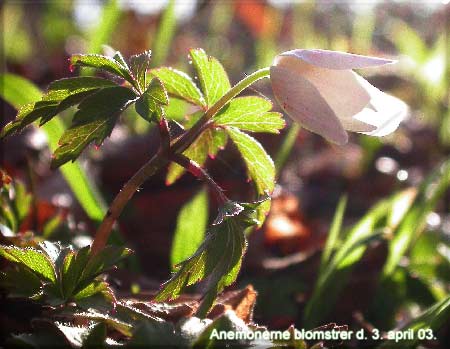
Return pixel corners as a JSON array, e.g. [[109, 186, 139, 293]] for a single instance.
[[1, 0, 449, 343]]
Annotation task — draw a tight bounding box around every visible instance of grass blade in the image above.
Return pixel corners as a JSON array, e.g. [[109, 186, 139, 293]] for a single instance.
[[319, 195, 347, 275], [151, 0, 176, 67], [87, 0, 121, 54]]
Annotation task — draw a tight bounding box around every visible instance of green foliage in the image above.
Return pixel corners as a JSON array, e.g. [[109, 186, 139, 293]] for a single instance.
[[0, 177, 31, 233], [51, 86, 136, 168], [382, 159, 450, 278], [215, 96, 284, 133], [189, 48, 231, 107], [135, 78, 169, 122], [0, 74, 107, 222], [156, 198, 267, 316], [129, 50, 152, 92], [70, 54, 136, 89], [0, 242, 131, 305], [152, 67, 206, 107], [170, 188, 209, 270]]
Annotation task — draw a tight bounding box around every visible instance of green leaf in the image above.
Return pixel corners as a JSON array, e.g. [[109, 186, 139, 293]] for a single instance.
[[61, 246, 90, 299], [152, 67, 206, 107], [80, 245, 132, 287], [74, 310, 133, 337], [1, 264, 42, 298], [214, 96, 285, 133], [83, 322, 107, 348], [156, 198, 266, 316], [43, 76, 116, 103], [129, 50, 152, 91], [303, 190, 413, 328], [227, 127, 274, 194], [189, 48, 231, 107], [1, 101, 58, 138], [73, 280, 111, 301], [70, 54, 135, 87], [319, 195, 347, 274], [382, 159, 450, 279], [377, 296, 450, 349], [227, 127, 275, 225], [0, 245, 56, 282], [135, 78, 168, 122], [1, 74, 107, 221], [170, 188, 209, 270], [166, 128, 227, 185], [130, 320, 184, 347], [51, 86, 136, 168]]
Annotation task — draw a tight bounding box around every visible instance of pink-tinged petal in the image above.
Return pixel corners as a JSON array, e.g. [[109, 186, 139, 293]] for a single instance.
[[275, 49, 395, 70], [270, 65, 348, 145], [273, 56, 372, 123], [353, 75, 409, 137]]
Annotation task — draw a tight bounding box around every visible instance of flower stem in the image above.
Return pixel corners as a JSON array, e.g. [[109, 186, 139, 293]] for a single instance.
[[89, 67, 271, 256]]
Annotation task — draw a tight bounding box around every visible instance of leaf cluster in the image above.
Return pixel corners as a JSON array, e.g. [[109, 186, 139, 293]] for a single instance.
[[0, 241, 131, 306]]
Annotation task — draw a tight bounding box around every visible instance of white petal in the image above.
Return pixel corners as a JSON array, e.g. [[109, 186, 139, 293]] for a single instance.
[[270, 65, 348, 145], [276, 49, 395, 70], [273, 55, 373, 127], [353, 76, 409, 137]]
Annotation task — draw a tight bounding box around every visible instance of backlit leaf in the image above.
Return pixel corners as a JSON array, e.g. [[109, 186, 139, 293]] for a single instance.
[[0, 245, 56, 282], [215, 96, 284, 133], [190, 48, 231, 107], [170, 188, 209, 270], [152, 67, 206, 107], [70, 54, 136, 88], [156, 198, 266, 316], [135, 78, 168, 123], [51, 86, 136, 168], [130, 50, 152, 91]]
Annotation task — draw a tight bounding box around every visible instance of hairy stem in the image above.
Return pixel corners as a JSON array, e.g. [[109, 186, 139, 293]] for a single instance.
[[90, 67, 271, 256]]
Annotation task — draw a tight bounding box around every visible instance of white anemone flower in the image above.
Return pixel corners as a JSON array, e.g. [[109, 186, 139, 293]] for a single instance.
[[270, 49, 408, 145]]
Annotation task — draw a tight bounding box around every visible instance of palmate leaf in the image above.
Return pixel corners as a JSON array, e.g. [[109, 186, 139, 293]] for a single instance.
[[135, 78, 169, 122], [151, 67, 206, 107], [51, 86, 136, 168], [189, 48, 231, 107], [156, 198, 265, 315], [129, 50, 152, 92], [1, 76, 116, 138], [70, 54, 136, 88], [226, 127, 275, 224], [0, 245, 56, 283], [214, 96, 285, 134]]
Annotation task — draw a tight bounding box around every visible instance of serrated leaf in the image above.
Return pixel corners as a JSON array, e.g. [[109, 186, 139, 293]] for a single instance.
[[166, 128, 227, 185], [130, 50, 152, 91], [135, 78, 168, 123], [0, 245, 56, 282], [130, 320, 184, 347], [73, 280, 110, 301], [171, 188, 209, 270], [74, 310, 133, 337], [51, 86, 136, 168], [156, 198, 266, 315], [190, 48, 231, 107], [43, 76, 116, 103], [152, 67, 206, 107], [215, 96, 285, 133], [79, 245, 132, 290], [70, 54, 136, 88], [227, 127, 275, 224], [61, 246, 90, 299], [227, 127, 274, 193], [1, 102, 58, 138]]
